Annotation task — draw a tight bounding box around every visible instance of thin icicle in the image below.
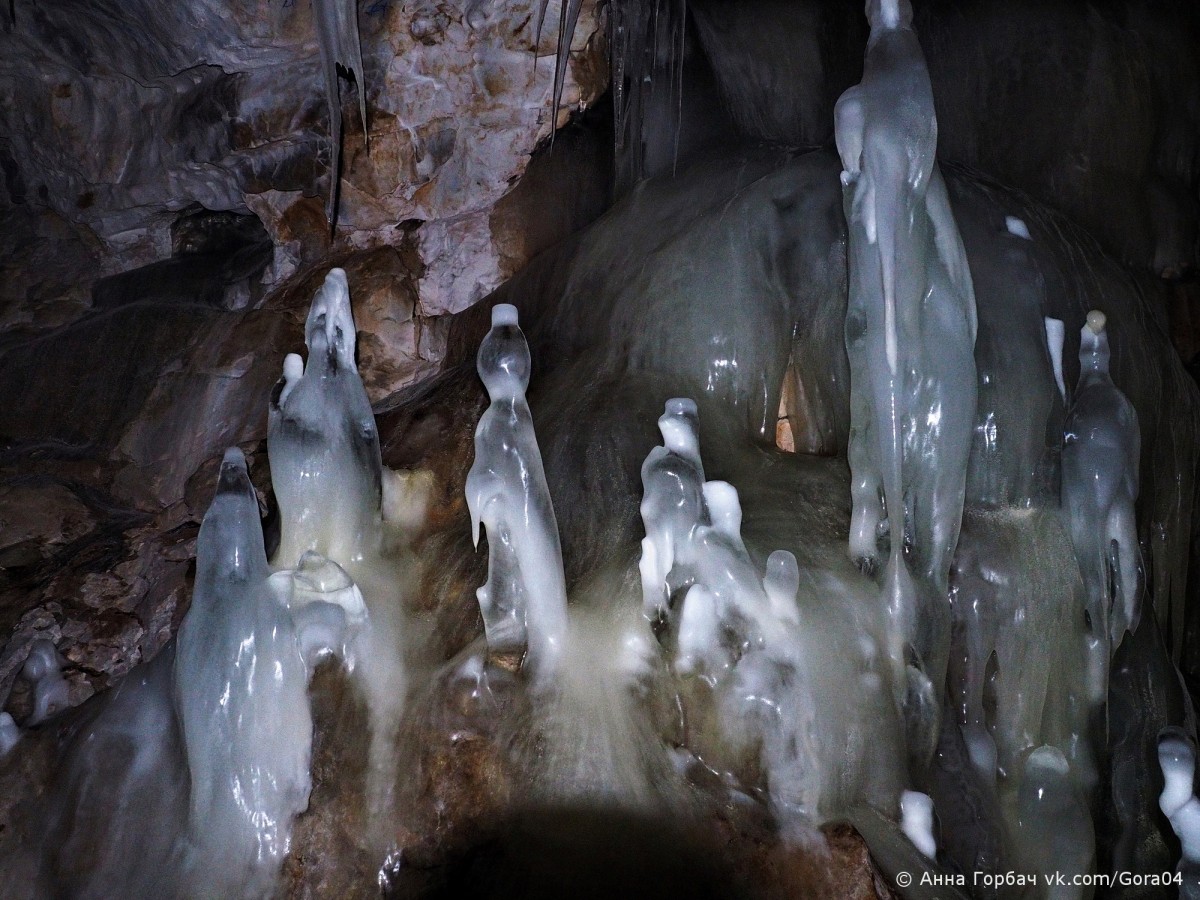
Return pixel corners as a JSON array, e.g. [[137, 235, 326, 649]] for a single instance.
[[313, 0, 369, 227]]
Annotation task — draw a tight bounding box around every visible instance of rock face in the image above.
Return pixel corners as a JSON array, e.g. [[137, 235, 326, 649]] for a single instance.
[[0, 0, 606, 312]]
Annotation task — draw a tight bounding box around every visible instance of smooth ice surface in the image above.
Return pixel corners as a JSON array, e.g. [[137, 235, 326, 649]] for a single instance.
[[899, 789, 936, 859], [466, 304, 569, 681], [174, 447, 314, 896], [835, 0, 978, 737], [1062, 312, 1141, 680]]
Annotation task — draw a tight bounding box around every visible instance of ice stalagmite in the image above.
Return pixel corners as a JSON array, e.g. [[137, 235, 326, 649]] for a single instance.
[[1012, 747, 1094, 898], [834, 0, 978, 730], [269, 268, 382, 567], [639, 398, 706, 620], [21, 639, 70, 726], [1158, 728, 1200, 897], [174, 448, 314, 897], [1062, 310, 1141, 695], [267, 267, 405, 832], [466, 304, 569, 682]]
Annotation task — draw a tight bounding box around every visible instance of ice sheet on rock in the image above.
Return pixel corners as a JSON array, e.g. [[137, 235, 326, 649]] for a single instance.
[[1062, 311, 1141, 689], [1159, 727, 1200, 896], [466, 304, 568, 682], [175, 448, 313, 897], [835, 0, 978, 722]]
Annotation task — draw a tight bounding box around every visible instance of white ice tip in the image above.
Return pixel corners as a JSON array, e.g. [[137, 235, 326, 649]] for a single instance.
[[1086, 309, 1107, 335], [283, 353, 303, 381], [325, 267, 349, 291], [1028, 745, 1070, 776], [900, 790, 937, 859], [665, 398, 698, 417], [221, 447, 246, 468], [491, 304, 518, 328], [1005, 216, 1032, 240]]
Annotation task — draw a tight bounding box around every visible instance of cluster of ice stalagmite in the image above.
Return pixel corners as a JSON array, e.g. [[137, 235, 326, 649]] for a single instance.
[[834, 0, 978, 738], [1062, 311, 1142, 699], [466, 304, 569, 682], [638, 398, 829, 836]]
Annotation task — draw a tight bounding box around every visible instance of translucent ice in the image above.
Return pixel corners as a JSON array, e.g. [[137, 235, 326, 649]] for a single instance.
[[1045, 317, 1066, 403], [268, 549, 368, 673], [174, 448, 314, 896], [835, 0, 978, 723], [1062, 311, 1141, 677], [1159, 728, 1200, 896], [466, 304, 569, 682], [21, 639, 70, 725]]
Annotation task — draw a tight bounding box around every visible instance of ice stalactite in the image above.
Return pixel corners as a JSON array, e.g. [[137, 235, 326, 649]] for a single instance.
[[267, 267, 407, 833], [834, 0, 978, 761], [312, 0, 368, 225], [175, 448, 316, 897], [1062, 310, 1142, 704], [1158, 727, 1200, 897], [466, 303, 569, 682]]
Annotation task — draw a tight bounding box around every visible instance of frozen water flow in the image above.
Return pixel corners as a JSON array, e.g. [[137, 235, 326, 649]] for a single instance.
[[467, 304, 569, 682]]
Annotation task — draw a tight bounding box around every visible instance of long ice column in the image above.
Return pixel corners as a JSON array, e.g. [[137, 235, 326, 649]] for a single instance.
[[834, 0, 978, 718], [466, 304, 569, 682]]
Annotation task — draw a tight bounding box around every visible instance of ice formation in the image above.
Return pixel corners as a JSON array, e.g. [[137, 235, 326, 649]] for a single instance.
[[835, 0, 978, 756], [312, 0, 368, 224], [1158, 727, 1200, 896], [899, 789, 936, 859], [268, 267, 408, 829], [175, 448, 316, 896], [1062, 310, 1142, 701], [1013, 747, 1095, 897], [21, 639, 70, 726], [466, 303, 569, 681], [0, 711, 18, 756]]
